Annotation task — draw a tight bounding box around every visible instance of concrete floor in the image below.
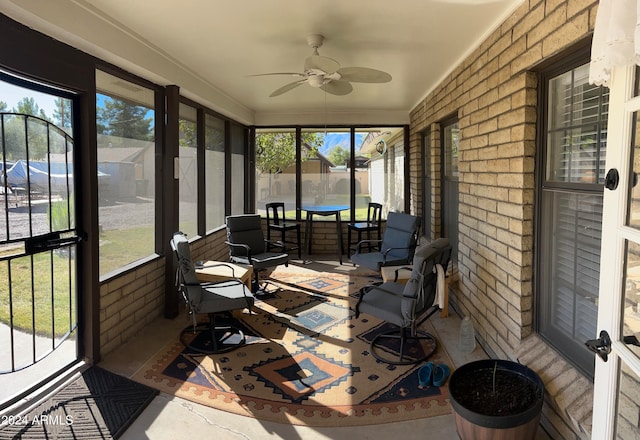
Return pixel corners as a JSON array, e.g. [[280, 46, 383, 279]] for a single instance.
[[98, 256, 552, 440]]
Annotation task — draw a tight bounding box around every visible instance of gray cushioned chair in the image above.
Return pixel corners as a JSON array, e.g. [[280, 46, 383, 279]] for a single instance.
[[171, 231, 255, 354], [225, 214, 289, 293], [355, 238, 451, 364], [350, 211, 421, 271]]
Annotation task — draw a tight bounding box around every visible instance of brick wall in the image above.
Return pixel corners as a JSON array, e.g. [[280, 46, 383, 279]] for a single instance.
[[409, 0, 599, 438], [99, 257, 165, 356]]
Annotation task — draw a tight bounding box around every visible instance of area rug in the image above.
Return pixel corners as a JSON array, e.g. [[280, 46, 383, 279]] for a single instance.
[[133, 272, 453, 427], [0, 366, 158, 439]]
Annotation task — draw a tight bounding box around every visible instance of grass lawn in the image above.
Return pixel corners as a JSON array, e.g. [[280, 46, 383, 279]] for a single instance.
[[0, 226, 153, 335], [99, 226, 155, 276], [0, 251, 76, 337]]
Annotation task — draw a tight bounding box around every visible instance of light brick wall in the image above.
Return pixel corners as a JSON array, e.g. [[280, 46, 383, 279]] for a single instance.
[[409, 0, 599, 438], [99, 257, 165, 356]]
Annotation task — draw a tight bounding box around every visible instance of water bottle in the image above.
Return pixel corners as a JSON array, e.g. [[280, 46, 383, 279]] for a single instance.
[[458, 316, 476, 353]]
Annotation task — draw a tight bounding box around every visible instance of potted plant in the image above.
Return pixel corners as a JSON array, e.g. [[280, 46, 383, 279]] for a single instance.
[[449, 359, 544, 440]]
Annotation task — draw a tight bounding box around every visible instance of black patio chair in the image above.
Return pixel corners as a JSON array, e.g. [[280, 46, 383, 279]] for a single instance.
[[347, 202, 382, 257], [170, 231, 254, 354], [265, 202, 301, 259], [225, 214, 289, 294]]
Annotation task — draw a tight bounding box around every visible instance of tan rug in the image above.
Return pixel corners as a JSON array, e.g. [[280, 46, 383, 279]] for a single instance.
[[133, 272, 453, 427]]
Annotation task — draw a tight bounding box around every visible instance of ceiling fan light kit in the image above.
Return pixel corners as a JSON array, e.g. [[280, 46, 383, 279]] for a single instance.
[[253, 34, 392, 97]]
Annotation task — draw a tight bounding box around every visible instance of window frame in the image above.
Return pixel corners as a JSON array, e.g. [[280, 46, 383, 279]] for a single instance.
[[252, 125, 409, 222], [95, 65, 165, 281], [535, 42, 608, 380]]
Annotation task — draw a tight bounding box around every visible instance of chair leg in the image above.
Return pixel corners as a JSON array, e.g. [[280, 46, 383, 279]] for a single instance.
[[296, 226, 301, 259], [369, 327, 437, 365], [179, 313, 246, 354], [281, 228, 287, 254], [347, 227, 352, 258]]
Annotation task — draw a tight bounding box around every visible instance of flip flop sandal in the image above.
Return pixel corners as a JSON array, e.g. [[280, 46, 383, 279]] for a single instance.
[[433, 364, 450, 387], [417, 361, 434, 387]]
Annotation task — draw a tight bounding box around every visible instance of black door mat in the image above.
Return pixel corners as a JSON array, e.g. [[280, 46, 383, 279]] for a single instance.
[[0, 366, 158, 439]]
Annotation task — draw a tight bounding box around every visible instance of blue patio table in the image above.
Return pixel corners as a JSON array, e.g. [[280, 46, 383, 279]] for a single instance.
[[301, 204, 348, 264]]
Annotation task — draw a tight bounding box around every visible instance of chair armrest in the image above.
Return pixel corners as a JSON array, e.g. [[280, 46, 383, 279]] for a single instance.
[[355, 282, 381, 318], [355, 239, 382, 253], [200, 278, 243, 288], [197, 262, 237, 278], [225, 241, 253, 260], [393, 266, 412, 282], [381, 246, 414, 263]]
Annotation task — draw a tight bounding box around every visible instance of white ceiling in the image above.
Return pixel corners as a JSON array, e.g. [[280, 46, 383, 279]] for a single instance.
[[1, 0, 524, 126]]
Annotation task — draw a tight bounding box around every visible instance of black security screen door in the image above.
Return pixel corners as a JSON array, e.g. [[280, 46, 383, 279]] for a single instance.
[[0, 76, 79, 404]]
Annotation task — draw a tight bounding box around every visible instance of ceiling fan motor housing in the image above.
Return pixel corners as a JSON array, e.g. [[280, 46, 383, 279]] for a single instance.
[[306, 34, 325, 49]]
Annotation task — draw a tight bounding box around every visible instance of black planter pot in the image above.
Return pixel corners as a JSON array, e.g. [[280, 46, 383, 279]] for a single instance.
[[449, 359, 544, 440]]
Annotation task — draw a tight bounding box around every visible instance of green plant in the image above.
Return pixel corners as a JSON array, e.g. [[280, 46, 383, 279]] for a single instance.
[[49, 197, 74, 230]]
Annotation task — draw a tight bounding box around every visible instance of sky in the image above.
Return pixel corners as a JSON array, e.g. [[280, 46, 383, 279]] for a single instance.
[[322, 132, 367, 155], [0, 79, 59, 118]]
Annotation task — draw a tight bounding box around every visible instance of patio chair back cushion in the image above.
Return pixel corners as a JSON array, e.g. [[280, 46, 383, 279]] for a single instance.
[[381, 211, 421, 261], [226, 214, 266, 256], [170, 231, 202, 307], [400, 238, 451, 325]]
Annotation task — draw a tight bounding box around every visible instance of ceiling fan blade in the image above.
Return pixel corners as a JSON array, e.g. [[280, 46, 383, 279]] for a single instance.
[[321, 80, 353, 96], [305, 55, 340, 74], [337, 67, 392, 83], [269, 80, 305, 97], [248, 72, 306, 78]]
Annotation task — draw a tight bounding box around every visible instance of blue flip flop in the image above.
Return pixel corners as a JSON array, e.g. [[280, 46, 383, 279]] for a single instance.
[[417, 361, 434, 387], [433, 364, 450, 387]]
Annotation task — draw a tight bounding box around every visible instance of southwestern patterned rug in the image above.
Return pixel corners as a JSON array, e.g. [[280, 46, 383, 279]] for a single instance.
[[133, 271, 453, 427]]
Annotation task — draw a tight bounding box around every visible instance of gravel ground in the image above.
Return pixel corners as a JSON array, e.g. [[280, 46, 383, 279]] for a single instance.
[[0, 196, 155, 243]]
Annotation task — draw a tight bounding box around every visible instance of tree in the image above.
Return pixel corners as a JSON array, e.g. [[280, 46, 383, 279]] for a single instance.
[[327, 145, 350, 166], [255, 132, 324, 174], [53, 97, 72, 134], [3, 97, 51, 160], [97, 95, 153, 141], [14, 97, 42, 117], [179, 118, 197, 149], [0, 101, 7, 112]]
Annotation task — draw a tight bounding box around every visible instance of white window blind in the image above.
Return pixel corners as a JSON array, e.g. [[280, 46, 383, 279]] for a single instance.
[[540, 62, 608, 378]]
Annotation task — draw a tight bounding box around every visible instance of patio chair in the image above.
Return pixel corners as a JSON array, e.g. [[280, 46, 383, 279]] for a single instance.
[[347, 202, 382, 257], [265, 202, 301, 259], [350, 211, 421, 271], [225, 214, 289, 294], [170, 231, 254, 354], [355, 238, 451, 364]]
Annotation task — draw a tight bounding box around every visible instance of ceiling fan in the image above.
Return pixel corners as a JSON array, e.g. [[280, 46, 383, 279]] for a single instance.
[[251, 34, 392, 97]]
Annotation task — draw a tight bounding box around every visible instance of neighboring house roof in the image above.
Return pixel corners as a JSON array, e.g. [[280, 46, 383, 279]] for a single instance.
[[301, 142, 335, 168]]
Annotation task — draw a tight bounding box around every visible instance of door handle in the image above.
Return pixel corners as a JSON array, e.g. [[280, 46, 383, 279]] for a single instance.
[[585, 330, 612, 362], [605, 168, 619, 190], [24, 231, 81, 254]]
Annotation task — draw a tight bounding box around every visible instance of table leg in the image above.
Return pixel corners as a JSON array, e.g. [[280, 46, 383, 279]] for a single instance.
[[305, 212, 313, 256], [336, 211, 343, 265]]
